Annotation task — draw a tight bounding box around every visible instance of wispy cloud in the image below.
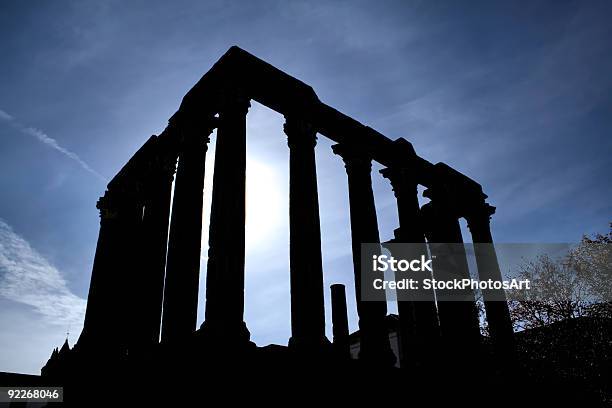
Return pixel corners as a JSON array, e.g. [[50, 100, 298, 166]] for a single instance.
[[0, 109, 13, 121], [0, 108, 106, 182], [0, 218, 86, 326]]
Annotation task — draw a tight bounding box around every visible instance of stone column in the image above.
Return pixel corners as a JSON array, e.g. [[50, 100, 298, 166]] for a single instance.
[[332, 143, 395, 366], [79, 191, 124, 353], [161, 119, 211, 344], [137, 148, 177, 347], [330, 284, 350, 360], [284, 115, 328, 350], [201, 96, 251, 344], [420, 192, 481, 357], [121, 191, 148, 357], [465, 203, 514, 356], [380, 140, 439, 368], [80, 188, 143, 356]]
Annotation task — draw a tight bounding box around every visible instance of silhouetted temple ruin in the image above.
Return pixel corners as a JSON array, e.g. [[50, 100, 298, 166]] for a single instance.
[[44, 46, 514, 377]]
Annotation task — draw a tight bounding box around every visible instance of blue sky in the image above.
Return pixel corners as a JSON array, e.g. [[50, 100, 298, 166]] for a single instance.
[[1, 0, 610, 374]]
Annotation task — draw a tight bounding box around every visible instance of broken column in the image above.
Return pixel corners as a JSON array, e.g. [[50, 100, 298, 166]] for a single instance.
[[330, 284, 350, 360]]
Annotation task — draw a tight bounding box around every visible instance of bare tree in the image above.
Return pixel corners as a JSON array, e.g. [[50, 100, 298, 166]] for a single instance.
[[507, 224, 611, 331]]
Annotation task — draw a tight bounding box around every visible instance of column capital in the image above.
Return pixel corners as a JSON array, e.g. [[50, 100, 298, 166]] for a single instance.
[[422, 184, 463, 218], [174, 115, 216, 146], [284, 115, 317, 149], [466, 202, 496, 218], [217, 88, 251, 116], [381, 137, 420, 183], [96, 192, 118, 221], [148, 152, 178, 185], [332, 143, 372, 174], [380, 166, 418, 198], [465, 202, 496, 232], [168, 111, 217, 158], [380, 165, 410, 183], [160, 152, 178, 176], [425, 181, 495, 224], [96, 189, 142, 223]]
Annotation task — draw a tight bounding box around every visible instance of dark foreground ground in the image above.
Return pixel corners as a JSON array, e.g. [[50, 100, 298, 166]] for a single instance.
[[1, 317, 609, 406]]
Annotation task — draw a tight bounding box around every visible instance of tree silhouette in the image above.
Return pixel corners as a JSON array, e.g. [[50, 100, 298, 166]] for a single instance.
[[508, 224, 611, 331]]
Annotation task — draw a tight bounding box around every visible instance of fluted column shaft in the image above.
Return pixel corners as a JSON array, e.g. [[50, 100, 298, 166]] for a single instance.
[[285, 116, 327, 349], [465, 204, 514, 354], [80, 189, 143, 356], [161, 121, 211, 344], [380, 166, 439, 368], [80, 192, 124, 353], [137, 148, 176, 347], [333, 144, 395, 366], [420, 198, 481, 353], [202, 97, 250, 343]]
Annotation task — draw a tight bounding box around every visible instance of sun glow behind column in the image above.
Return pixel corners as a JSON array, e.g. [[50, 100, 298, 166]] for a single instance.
[[245, 158, 283, 251], [198, 139, 284, 256]]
